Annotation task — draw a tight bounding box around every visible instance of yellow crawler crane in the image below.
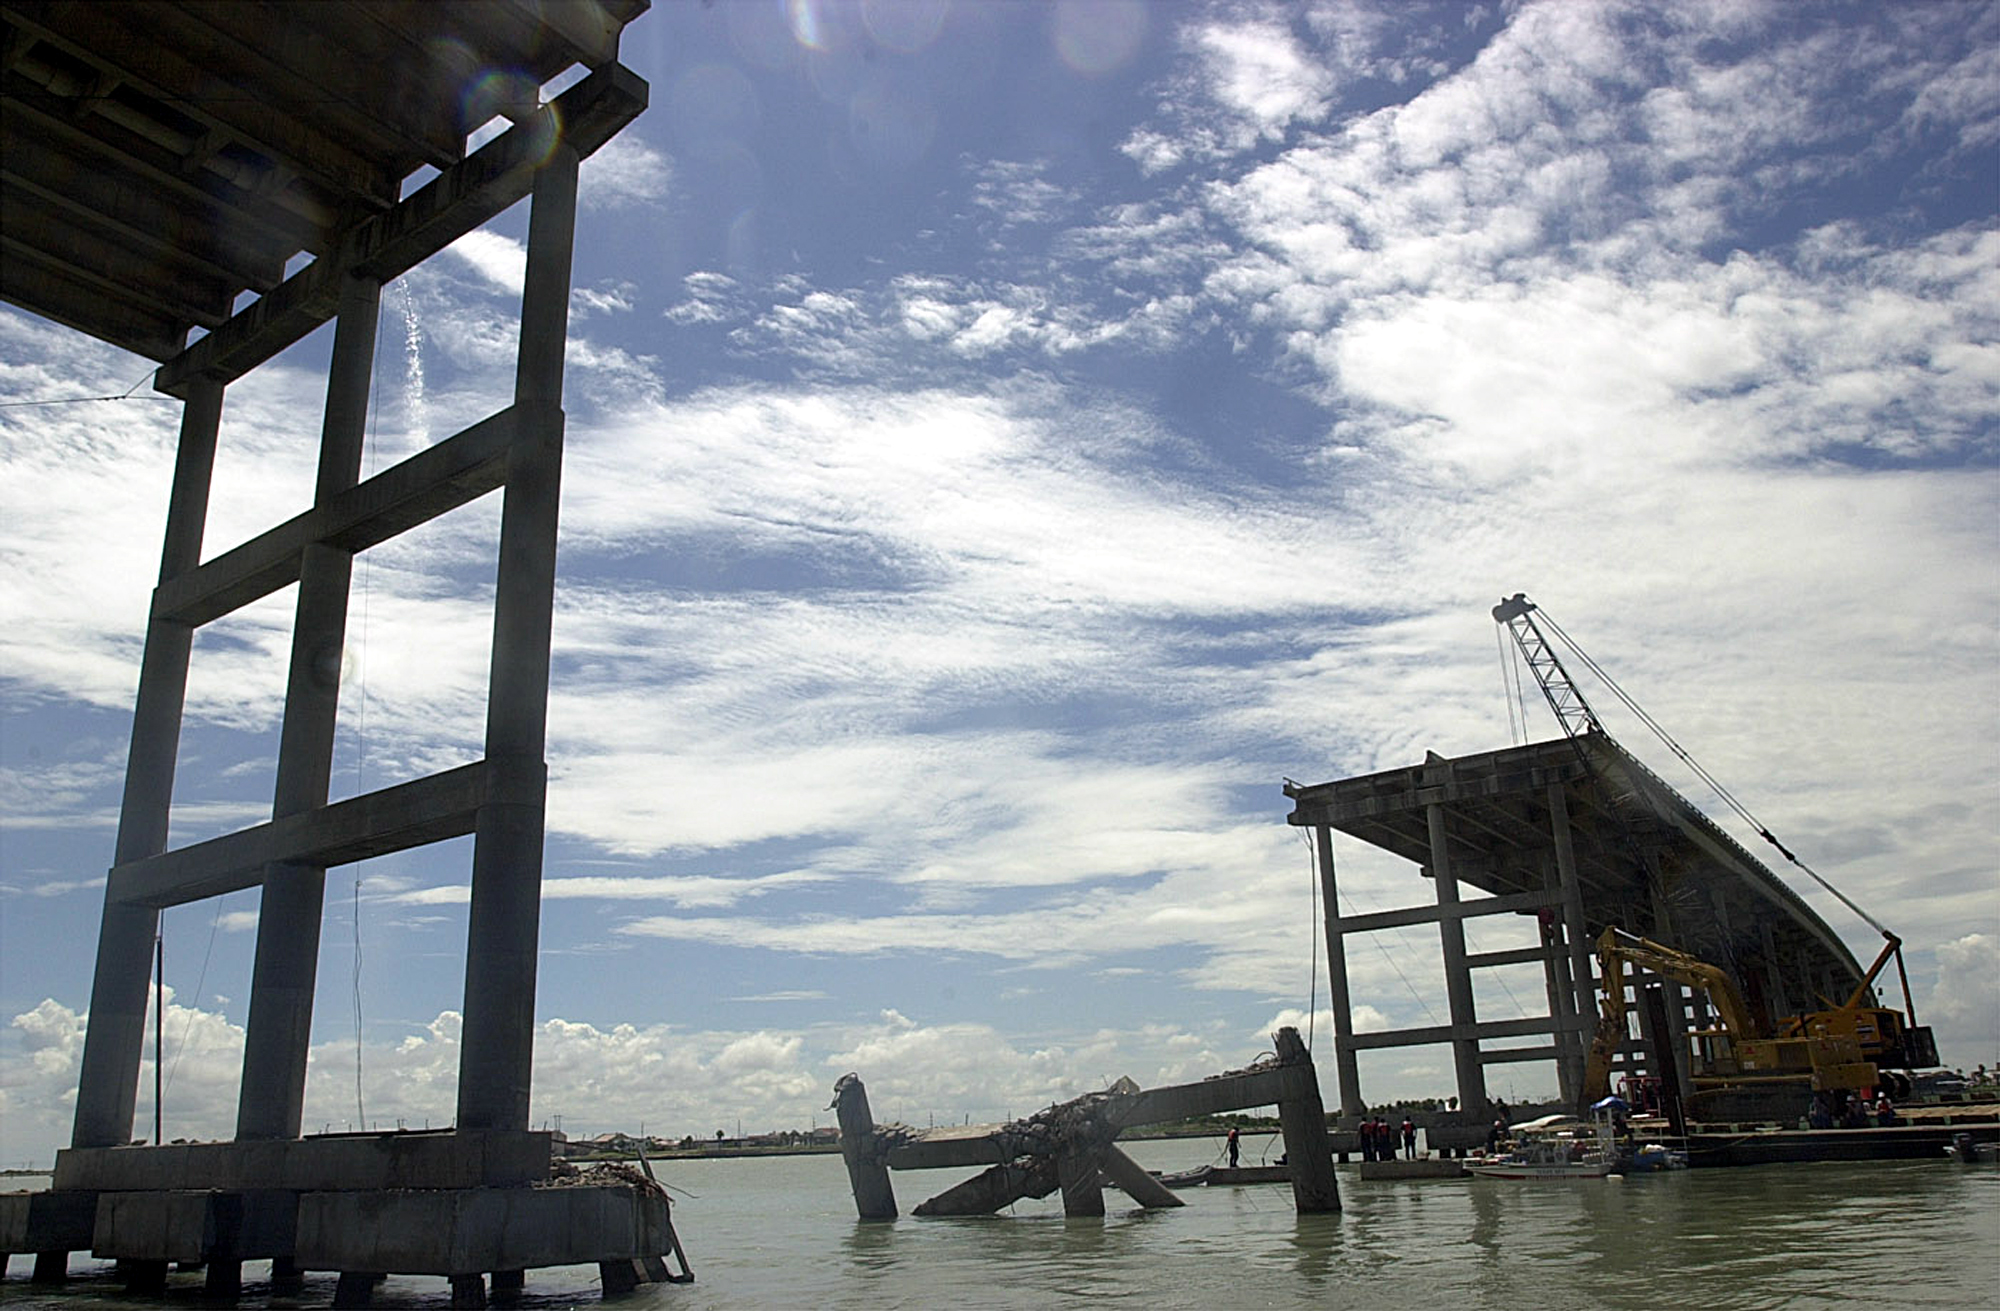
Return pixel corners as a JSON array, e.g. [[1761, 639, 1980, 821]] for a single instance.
[[1581, 928, 1884, 1115], [1776, 933, 1938, 1083]]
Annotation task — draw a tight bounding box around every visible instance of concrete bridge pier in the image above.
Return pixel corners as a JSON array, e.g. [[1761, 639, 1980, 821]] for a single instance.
[[833, 1073, 898, 1220]]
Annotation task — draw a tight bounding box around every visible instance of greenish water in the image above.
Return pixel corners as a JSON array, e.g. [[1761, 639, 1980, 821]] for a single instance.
[[5, 1142, 1996, 1308]]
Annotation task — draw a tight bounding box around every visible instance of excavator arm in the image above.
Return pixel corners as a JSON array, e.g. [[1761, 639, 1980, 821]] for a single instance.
[[1597, 928, 1763, 1038], [1578, 927, 1766, 1109]]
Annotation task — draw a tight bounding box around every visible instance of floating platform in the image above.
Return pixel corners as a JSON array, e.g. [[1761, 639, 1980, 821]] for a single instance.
[[1684, 1122, 2000, 1168], [1359, 1158, 1468, 1180], [1154, 1164, 1293, 1188]]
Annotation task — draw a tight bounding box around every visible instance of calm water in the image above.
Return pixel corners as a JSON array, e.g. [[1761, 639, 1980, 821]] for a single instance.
[[4, 1141, 1996, 1309]]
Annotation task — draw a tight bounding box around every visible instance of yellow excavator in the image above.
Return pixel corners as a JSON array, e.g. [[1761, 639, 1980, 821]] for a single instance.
[[1580, 927, 1934, 1117]]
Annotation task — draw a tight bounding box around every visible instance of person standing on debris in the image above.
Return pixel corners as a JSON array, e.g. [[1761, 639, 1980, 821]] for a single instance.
[[1226, 1126, 1240, 1167], [1401, 1117, 1417, 1159]]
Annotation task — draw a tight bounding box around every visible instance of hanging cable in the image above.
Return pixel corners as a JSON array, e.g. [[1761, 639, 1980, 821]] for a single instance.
[[1462, 923, 1533, 1019], [164, 895, 225, 1099], [1337, 888, 1444, 1026], [1496, 622, 1523, 745], [344, 285, 405, 1130], [0, 366, 167, 408], [153, 925, 165, 1145]]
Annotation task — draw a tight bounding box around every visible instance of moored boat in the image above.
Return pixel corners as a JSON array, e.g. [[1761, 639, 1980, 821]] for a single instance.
[[1466, 1117, 1622, 1180]]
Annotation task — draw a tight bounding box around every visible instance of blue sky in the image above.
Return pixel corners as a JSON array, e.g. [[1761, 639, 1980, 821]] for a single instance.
[[2, 0, 1996, 1164]]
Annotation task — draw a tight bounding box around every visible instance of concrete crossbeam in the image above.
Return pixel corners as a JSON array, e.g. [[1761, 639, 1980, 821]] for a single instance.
[[52, 1131, 551, 1193], [1335, 890, 1554, 936], [1315, 763, 1585, 826], [1113, 1067, 1293, 1127], [92, 1191, 215, 1264], [1467, 945, 1551, 969], [106, 763, 491, 908], [295, 1185, 672, 1276], [152, 407, 531, 627], [1343, 1016, 1576, 1052], [0, 1189, 96, 1257], [1479, 1045, 1564, 1065], [883, 1126, 1015, 1171]]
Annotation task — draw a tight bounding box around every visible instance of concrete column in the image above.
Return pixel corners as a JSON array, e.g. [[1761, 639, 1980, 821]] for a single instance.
[[1759, 922, 1792, 1020], [1547, 783, 1593, 1097], [832, 1074, 896, 1220], [1099, 1146, 1183, 1208], [1057, 1148, 1104, 1217], [1274, 1027, 1340, 1213], [1312, 823, 1365, 1117], [1641, 983, 1688, 1135], [1632, 970, 1660, 1098], [72, 381, 223, 1149], [238, 275, 379, 1141], [1537, 893, 1577, 1106], [457, 145, 578, 1132], [1647, 876, 1696, 1103], [1426, 800, 1487, 1114]]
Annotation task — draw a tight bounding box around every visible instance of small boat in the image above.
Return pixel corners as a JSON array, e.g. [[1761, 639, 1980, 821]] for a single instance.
[[1945, 1133, 1998, 1165], [1615, 1142, 1690, 1173], [1466, 1120, 1614, 1180], [1465, 1138, 1611, 1180], [1154, 1164, 1213, 1187]]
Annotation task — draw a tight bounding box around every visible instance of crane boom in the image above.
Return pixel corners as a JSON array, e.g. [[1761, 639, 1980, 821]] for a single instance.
[[1492, 593, 1603, 738]]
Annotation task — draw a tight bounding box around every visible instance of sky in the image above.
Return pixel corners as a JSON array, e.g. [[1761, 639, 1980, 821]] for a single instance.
[[1, 0, 1996, 1166]]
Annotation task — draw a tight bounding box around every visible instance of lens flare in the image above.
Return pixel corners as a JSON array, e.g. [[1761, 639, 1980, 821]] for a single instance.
[[461, 67, 562, 166], [861, 0, 948, 54], [788, 0, 829, 50], [1052, 0, 1146, 75]]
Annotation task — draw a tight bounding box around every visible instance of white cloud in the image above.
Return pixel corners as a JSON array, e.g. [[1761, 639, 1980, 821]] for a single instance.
[[1195, 18, 1336, 142], [1926, 934, 2000, 1064], [0, 998, 1296, 1163], [445, 230, 528, 296], [580, 132, 673, 209], [572, 280, 638, 319]]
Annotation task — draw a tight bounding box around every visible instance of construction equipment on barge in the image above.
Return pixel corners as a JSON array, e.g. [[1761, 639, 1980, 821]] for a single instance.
[[1495, 594, 1938, 1121]]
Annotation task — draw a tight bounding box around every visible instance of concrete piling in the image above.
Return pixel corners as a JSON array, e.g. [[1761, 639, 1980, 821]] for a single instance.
[[834, 1074, 898, 1220], [1098, 1146, 1184, 1208]]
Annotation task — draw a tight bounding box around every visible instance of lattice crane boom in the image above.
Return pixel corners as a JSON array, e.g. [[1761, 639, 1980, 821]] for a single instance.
[[1492, 592, 1604, 739]]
